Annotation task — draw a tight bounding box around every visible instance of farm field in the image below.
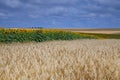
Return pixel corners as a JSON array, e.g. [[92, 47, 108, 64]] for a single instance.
[[0, 28, 120, 43], [62, 28, 120, 34], [0, 28, 94, 43], [0, 0, 120, 79], [0, 40, 120, 80]]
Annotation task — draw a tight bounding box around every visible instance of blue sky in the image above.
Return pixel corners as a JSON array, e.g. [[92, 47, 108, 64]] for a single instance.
[[0, 0, 120, 28]]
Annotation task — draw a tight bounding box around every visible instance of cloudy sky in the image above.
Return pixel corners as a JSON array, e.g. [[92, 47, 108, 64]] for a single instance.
[[0, 0, 120, 28]]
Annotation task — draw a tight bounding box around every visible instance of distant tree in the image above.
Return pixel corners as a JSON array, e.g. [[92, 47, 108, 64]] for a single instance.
[[32, 27, 43, 29]]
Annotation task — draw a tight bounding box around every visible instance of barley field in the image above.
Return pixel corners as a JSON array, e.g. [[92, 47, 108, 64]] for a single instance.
[[0, 40, 120, 80]]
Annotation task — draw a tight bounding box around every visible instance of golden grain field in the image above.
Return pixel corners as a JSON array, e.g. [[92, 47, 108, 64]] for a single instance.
[[0, 40, 120, 80]]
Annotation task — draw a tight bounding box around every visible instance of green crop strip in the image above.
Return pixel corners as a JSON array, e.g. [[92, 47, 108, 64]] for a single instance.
[[0, 29, 95, 43]]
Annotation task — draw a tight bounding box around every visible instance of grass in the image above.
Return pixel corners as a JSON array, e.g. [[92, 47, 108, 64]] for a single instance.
[[79, 33, 120, 39], [0, 40, 120, 80]]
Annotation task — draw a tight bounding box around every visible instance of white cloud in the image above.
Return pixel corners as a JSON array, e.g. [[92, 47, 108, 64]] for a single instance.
[[0, 12, 6, 16], [94, 0, 120, 6], [27, 6, 79, 18], [0, 0, 119, 19], [99, 13, 112, 17], [29, 0, 78, 4], [0, 12, 12, 19], [1, 0, 22, 8], [29, 14, 39, 18], [47, 6, 67, 15]]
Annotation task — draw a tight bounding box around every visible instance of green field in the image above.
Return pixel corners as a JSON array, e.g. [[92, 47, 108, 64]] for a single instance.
[[0, 28, 120, 43]]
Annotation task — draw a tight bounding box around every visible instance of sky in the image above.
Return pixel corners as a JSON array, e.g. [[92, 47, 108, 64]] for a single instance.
[[0, 0, 120, 28]]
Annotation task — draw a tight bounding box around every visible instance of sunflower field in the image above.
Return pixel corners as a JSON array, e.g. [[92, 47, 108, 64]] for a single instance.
[[0, 28, 95, 43]]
